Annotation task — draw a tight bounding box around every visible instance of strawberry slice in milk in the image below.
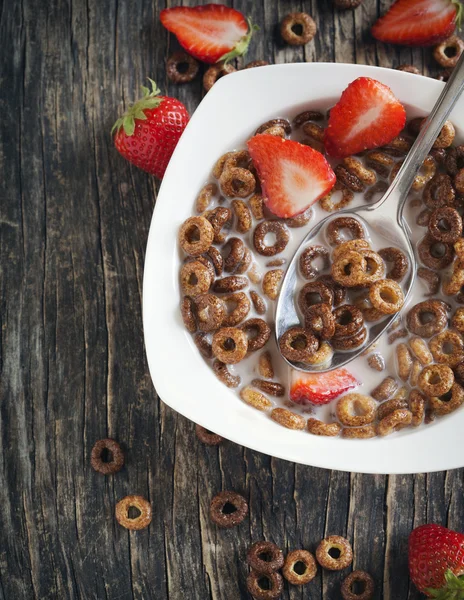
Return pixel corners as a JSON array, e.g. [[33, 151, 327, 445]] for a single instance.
[[290, 368, 359, 406]]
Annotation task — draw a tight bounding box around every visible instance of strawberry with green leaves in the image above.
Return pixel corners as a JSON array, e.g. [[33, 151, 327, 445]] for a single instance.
[[112, 79, 189, 179]]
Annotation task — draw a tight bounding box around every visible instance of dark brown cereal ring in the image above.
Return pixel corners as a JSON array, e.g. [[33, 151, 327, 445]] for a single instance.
[[429, 382, 464, 415], [418, 267, 441, 296], [240, 318, 271, 352], [378, 248, 409, 282], [195, 182, 217, 213], [240, 386, 273, 411], [407, 300, 448, 337], [395, 64, 420, 74], [280, 12, 316, 45], [422, 173, 455, 209], [206, 206, 232, 244], [195, 294, 226, 333], [307, 419, 342, 436], [332, 327, 367, 350], [282, 549, 317, 585], [259, 124, 286, 138], [341, 571, 375, 600], [428, 206, 463, 243], [319, 182, 354, 212], [390, 155, 436, 190], [302, 121, 325, 142], [452, 307, 464, 332], [188, 254, 216, 283], [445, 145, 464, 176], [207, 246, 224, 276], [377, 408, 412, 436], [418, 364, 454, 396], [203, 62, 236, 92], [222, 292, 250, 327], [333, 305, 364, 339], [437, 69, 453, 81], [433, 35, 464, 68], [335, 164, 364, 193], [259, 351, 274, 379], [195, 333, 213, 358], [180, 261, 213, 297], [212, 359, 240, 387], [250, 290, 266, 315], [279, 327, 318, 363], [115, 495, 152, 530], [298, 281, 334, 313], [285, 206, 314, 228], [341, 426, 377, 439], [326, 217, 365, 246], [223, 149, 253, 171], [212, 327, 248, 364], [336, 394, 376, 427], [246, 572, 283, 600], [367, 353, 385, 372], [235, 247, 252, 275], [213, 276, 248, 294], [209, 490, 248, 528], [91, 438, 124, 474], [376, 397, 408, 421], [364, 180, 389, 203], [317, 275, 347, 307], [316, 536, 353, 571], [251, 379, 285, 397], [371, 376, 399, 402], [293, 110, 324, 128], [195, 424, 223, 446], [220, 166, 256, 199], [247, 541, 285, 574], [429, 330, 464, 367], [300, 245, 330, 280], [255, 118, 292, 136], [166, 51, 199, 84], [231, 199, 252, 233], [304, 303, 336, 339], [243, 60, 269, 69], [455, 361, 464, 386], [181, 296, 197, 333], [223, 237, 245, 273], [179, 216, 214, 256], [417, 209, 432, 227], [365, 151, 395, 178], [212, 152, 234, 179], [455, 168, 464, 194], [254, 221, 290, 256], [249, 193, 265, 220], [382, 135, 413, 157], [418, 235, 454, 270], [262, 269, 284, 301], [431, 148, 448, 165]]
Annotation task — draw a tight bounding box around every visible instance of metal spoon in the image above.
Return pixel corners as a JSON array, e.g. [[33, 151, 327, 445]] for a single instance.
[[275, 53, 464, 373]]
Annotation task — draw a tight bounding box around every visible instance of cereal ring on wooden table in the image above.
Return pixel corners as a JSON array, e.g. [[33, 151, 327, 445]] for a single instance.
[[281, 12, 317, 45], [382, 135, 413, 156], [445, 145, 464, 176], [430, 382, 464, 415], [332, 305, 364, 339], [115, 495, 152, 530], [369, 280, 404, 315], [336, 394, 376, 427], [331, 251, 367, 287], [167, 51, 199, 83], [247, 541, 285, 574], [254, 221, 290, 256], [195, 183, 217, 213], [317, 275, 347, 306], [243, 60, 270, 69], [209, 490, 248, 528], [213, 360, 240, 387], [195, 294, 226, 332], [195, 333, 212, 358], [418, 267, 441, 296], [377, 409, 412, 436], [262, 269, 284, 300], [376, 396, 408, 421], [316, 536, 353, 571], [298, 281, 334, 313], [283, 549, 317, 585], [255, 118, 292, 136], [396, 64, 420, 74], [406, 300, 448, 337], [409, 336, 433, 365], [371, 376, 399, 402], [240, 386, 272, 411], [390, 155, 436, 190], [332, 239, 370, 261], [396, 343, 413, 382], [179, 216, 214, 256], [212, 327, 248, 364], [341, 570, 375, 600], [220, 166, 256, 199], [409, 390, 427, 427], [240, 318, 271, 352], [343, 157, 377, 186], [251, 379, 285, 397], [327, 217, 365, 246], [378, 248, 409, 282], [180, 261, 213, 297], [307, 419, 341, 437], [285, 206, 314, 228], [357, 249, 386, 284], [428, 206, 462, 243], [443, 260, 464, 296], [246, 572, 283, 600], [433, 36, 464, 68], [365, 151, 395, 178], [332, 327, 367, 351], [205, 206, 232, 244], [91, 438, 124, 475], [429, 330, 464, 367], [293, 110, 324, 128], [279, 327, 318, 363], [423, 173, 456, 209], [222, 237, 245, 273], [304, 304, 336, 339], [213, 275, 248, 293], [319, 182, 354, 212], [181, 296, 197, 333], [258, 351, 274, 379], [452, 307, 464, 332], [203, 62, 236, 92], [418, 364, 454, 396], [300, 245, 330, 280], [221, 292, 250, 327], [195, 424, 223, 446], [231, 199, 252, 233], [335, 164, 364, 193], [271, 407, 306, 430]]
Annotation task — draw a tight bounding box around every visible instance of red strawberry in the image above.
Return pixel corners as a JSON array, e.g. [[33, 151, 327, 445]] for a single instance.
[[324, 77, 406, 158], [409, 524, 464, 597], [290, 368, 358, 406], [160, 4, 257, 64], [112, 79, 189, 179], [372, 0, 462, 47], [247, 135, 336, 218]]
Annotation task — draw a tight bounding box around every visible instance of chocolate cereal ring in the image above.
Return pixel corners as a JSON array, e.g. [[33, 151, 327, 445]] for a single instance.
[[376, 396, 408, 421], [316, 536, 353, 571], [279, 327, 318, 363], [221, 292, 251, 327], [195, 183, 217, 213], [180, 261, 213, 297], [167, 51, 199, 84], [319, 182, 354, 212], [382, 135, 413, 157], [251, 379, 285, 397], [302, 121, 325, 143], [442, 260, 464, 295], [371, 376, 399, 402], [317, 275, 347, 306], [357, 249, 386, 284], [250, 291, 266, 315], [418, 364, 454, 396], [212, 327, 248, 364], [115, 495, 152, 530], [378, 248, 409, 282], [285, 206, 313, 228], [378, 409, 412, 436], [262, 269, 284, 300], [341, 426, 377, 439], [195, 333, 213, 358], [213, 275, 248, 293], [429, 330, 464, 367], [179, 216, 214, 256], [418, 267, 441, 295], [298, 281, 334, 313], [423, 173, 455, 209], [240, 386, 273, 411], [365, 151, 395, 178], [280, 12, 316, 45], [406, 300, 447, 337], [326, 217, 365, 246], [333, 305, 364, 339], [196, 294, 226, 332], [282, 550, 317, 585], [341, 571, 375, 600], [246, 572, 283, 600], [409, 336, 433, 365], [195, 425, 223, 446], [240, 318, 271, 352], [433, 36, 464, 68], [203, 62, 236, 92], [446, 145, 464, 176], [206, 206, 232, 244], [249, 193, 265, 220], [181, 296, 197, 333], [367, 353, 385, 372], [429, 382, 464, 415], [332, 327, 367, 351], [206, 246, 224, 276], [343, 157, 377, 186], [300, 245, 330, 280], [220, 166, 256, 199], [231, 199, 252, 233], [212, 360, 240, 388], [452, 307, 464, 332], [235, 247, 252, 275], [255, 118, 292, 136], [391, 155, 436, 190], [254, 221, 289, 256], [336, 394, 376, 427], [428, 206, 462, 243], [271, 407, 306, 430], [223, 237, 245, 273], [91, 438, 124, 475], [304, 304, 336, 339], [259, 351, 274, 379], [293, 110, 324, 128], [332, 239, 370, 261], [247, 541, 285, 574], [209, 490, 248, 528], [369, 280, 404, 314], [455, 168, 464, 194], [335, 164, 364, 193], [307, 419, 341, 437]]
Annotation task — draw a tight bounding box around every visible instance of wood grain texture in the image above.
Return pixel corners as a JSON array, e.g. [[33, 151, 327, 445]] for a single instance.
[[0, 0, 463, 598]]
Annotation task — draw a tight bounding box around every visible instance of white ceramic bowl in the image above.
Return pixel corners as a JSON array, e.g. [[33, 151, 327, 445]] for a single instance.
[[143, 63, 464, 474]]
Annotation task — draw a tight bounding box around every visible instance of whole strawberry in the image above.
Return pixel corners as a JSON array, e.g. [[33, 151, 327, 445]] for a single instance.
[[409, 524, 464, 598], [112, 79, 189, 179]]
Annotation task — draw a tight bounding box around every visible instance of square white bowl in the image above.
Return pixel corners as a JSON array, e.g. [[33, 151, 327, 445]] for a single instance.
[[143, 62, 464, 474]]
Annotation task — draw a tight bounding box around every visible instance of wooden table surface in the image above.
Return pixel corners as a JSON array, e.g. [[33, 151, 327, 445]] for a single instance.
[[1, 0, 463, 598]]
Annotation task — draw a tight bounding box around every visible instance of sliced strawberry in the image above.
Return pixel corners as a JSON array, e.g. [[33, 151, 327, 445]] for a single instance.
[[160, 4, 256, 64], [372, 0, 462, 47], [290, 368, 359, 406], [324, 77, 406, 159], [247, 135, 336, 218]]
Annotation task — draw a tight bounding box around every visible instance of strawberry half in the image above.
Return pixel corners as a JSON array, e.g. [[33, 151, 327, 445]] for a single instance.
[[324, 77, 406, 159], [372, 0, 463, 47], [290, 368, 358, 406], [247, 135, 336, 218], [409, 524, 464, 597], [160, 4, 257, 64]]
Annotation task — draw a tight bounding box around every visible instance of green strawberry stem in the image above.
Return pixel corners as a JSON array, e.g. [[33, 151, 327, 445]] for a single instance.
[[453, 1, 464, 30], [426, 570, 464, 599], [219, 18, 259, 64], [112, 78, 163, 137]]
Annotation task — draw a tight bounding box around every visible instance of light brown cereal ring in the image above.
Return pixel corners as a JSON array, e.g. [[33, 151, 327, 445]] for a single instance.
[[410, 360, 422, 387], [262, 269, 284, 300], [307, 419, 341, 436], [455, 239, 464, 260], [213, 276, 248, 294], [231, 199, 252, 233], [285, 206, 314, 228], [281, 12, 316, 45], [248, 193, 265, 220], [293, 110, 324, 128], [419, 364, 454, 396], [220, 166, 256, 199], [243, 60, 270, 69], [343, 157, 377, 186], [212, 152, 234, 179], [212, 327, 248, 364], [369, 280, 404, 314], [240, 386, 272, 410], [336, 394, 376, 427], [282, 549, 317, 585], [279, 327, 318, 363], [452, 307, 464, 332], [455, 361, 464, 385], [166, 51, 199, 83], [409, 389, 427, 427], [428, 206, 463, 243], [332, 327, 367, 351], [430, 382, 464, 414], [300, 245, 330, 280], [371, 376, 399, 402], [357, 249, 386, 284], [181, 296, 197, 333], [209, 490, 248, 528], [442, 260, 464, 295], [213, 359, 240, 387], [341, 570, 375, 600], [203, 62, 236, 92], [341, 426, 377, 439], [319, 182, 354, 213], [327, 217, 365, 246], [205, 206, 232, 244], [367, 353, 385, 372], [365, 151, 395, 178], [195, 424, 223, 446], [248, 264, 262, 284], [332, 239, 370, 261], [423, 173, 456, 209], [445, 145, 464, 176], [382, 135, 413, 156], [331, 251, 367, 287], [271, 407, 306, 430], [246, 572, 283, 600], [390, 155, 436, 190], [376, 396, 408, 421], [396, 343, 413, 382], [195, 294, 226, 333], [251, 379, 285, 397], [259, 351, 274, 379], [335, 164, 364, 193], [206, 246, 224, 276], [378, 248, 409, 282], [187, 254, 215, 283], [254, 221, 290, 256], [240, 318, 271, 352], [115, 495, 152, 530], [433, 36, 464, 68], [258, 125, 286, 137], [377, 408, 412, 436], [304, 303, 336, 339], [406, 300, 448, 337], [179, 216, 214, 256], [333, 305, 364, 339], [255, 118, 292, 136], [316, 536, 353, 571], [221, 292, 251, 327], [409, 336, 433, 365], [180, 261, 213, 297], [250, 290, 266, 315], [195, 333, 213, 359], [195, 183, 217, 213], [235, 247, 252, 275], [429, 330, 464, 367], [302, 121, 325, 142], [317, 275, 347, 307], [418, 267, 441, 296], [298, 281, 334, 313], [223, 237, 245, 273], [396, 64, 420, 74]]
